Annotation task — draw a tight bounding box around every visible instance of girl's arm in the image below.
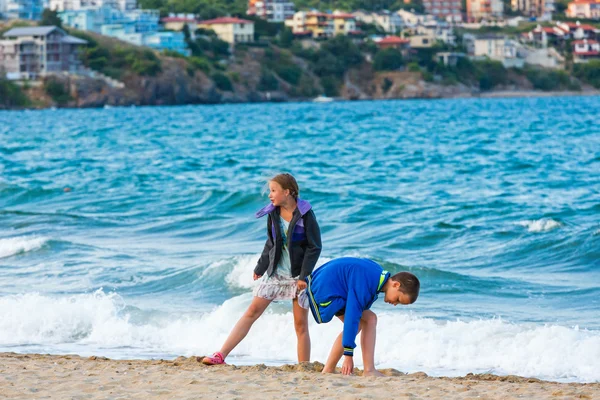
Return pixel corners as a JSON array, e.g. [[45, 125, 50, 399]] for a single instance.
[[254, 215, 273, 277], [299, 210, 322, 280]]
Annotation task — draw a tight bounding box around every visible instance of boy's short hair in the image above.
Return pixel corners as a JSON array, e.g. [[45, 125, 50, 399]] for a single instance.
[[391, 272, 420, 304]]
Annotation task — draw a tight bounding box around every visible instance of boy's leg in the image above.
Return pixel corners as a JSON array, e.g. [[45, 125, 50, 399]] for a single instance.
[[322, 315, 345, 373], [219, 296, 272, 358], [292, 297, 311, 362], [360, 310, 384, 377]]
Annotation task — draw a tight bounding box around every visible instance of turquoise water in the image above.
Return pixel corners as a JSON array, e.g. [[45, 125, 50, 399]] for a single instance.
[[1, 97, 599, 382]]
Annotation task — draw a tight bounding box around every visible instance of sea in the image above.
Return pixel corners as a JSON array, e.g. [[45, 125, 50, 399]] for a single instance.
[[1, 96, 599, 383]]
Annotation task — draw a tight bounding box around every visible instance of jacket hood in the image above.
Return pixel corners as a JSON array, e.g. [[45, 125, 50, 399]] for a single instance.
[[255, 199, 312, 218]]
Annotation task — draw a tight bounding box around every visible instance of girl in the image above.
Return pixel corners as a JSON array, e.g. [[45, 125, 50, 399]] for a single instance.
[[202, 173, 322, 365]]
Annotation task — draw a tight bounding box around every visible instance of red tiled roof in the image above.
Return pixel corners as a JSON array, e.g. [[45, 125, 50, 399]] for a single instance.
[[161, 17, 198, 23], [377, 36, 410, 44], [570, 0, 600, 4], [574, 39, 599, 44], [197, 17, 253, 25], [574, 50, 600, 55]]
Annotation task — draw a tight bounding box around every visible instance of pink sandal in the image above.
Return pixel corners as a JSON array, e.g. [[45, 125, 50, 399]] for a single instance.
[[201, 352, 226, 365]]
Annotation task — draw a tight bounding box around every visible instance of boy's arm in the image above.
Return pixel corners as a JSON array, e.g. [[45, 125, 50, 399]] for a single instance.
[[341, 288, 365, 358], [299, 210, 322, 280], [254, 215, 273, 277]]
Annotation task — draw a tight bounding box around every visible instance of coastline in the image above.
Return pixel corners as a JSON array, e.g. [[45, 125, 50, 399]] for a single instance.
[[2, 88, 600, 112], [1, 352, 598, 399]]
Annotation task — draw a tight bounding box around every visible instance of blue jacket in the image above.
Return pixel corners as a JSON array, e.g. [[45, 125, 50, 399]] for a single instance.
[[305, 257, 390, 357]]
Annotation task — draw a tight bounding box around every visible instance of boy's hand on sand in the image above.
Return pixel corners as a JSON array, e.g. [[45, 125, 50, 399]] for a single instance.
[[297, 280, 307, 290], [253, 273, 262, 281], [341, 356, 354, 375]]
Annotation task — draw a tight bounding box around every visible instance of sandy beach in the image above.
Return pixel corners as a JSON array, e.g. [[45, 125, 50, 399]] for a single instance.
[[0, 353, 598, 400]]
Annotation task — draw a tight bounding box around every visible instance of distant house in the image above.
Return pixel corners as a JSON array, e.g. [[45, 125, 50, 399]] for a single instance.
[[0, 26, 87, 80], [285, 11, 333, 38], [421, 0, 463, 22], [247, 0, 295, 22], [375, 36, 411, 57], [566, 0, 600, 19], [434, 51, 467, 66], [2, 0, 43, 20], [511, 0, 554, 20], [353, 10, 403, 33], [330, 11, 357, 36], [466, 0, 504, 21], [525, 24, 568, 45], [573, 39, 600, 62], [161, 15, 198, 32], [463, 33, 524, 68], [396, 9, 435, 28], [197, 17, 255, 44], [49, 0, 136, 11], [556, 21, 599, 40]]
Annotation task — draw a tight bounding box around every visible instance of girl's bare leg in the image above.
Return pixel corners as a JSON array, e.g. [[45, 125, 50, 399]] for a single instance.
[[292, 297, 311, 362], [219, 296, 272, 358]]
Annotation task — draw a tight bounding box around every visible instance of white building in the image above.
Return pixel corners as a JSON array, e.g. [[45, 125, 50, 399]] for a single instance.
[[573, 38, 600, 62], [396, 9, 436, 28], [464, 33, 524, 67], [353, 10, 403, 33], [247, 0, 294, 22], [0, 26, 87, 79], [49, 0, 135, 11]]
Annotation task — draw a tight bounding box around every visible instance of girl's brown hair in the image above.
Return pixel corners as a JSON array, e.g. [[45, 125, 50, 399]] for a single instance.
[[271, 173, 299, 200]]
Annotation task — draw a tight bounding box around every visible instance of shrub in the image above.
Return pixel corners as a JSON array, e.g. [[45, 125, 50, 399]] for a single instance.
[[44, 79, 72, 105], [373, 48, 403, 71], [189, 56, 211, 73], [0, 79, 30, 107], [258, 70, 279, 91], [573, 60, 600, 88], [320, 76, 341, 97], [381, 77, 393, 93], [212, 72, 233, 91]]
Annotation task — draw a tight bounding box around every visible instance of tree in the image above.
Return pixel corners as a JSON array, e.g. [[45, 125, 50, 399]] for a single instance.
[[373, 48, 404, 71], [40, 9, 62, 28]]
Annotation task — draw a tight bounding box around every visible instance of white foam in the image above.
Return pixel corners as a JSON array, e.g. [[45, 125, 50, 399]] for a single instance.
[[1, 291, 599, 382], [516, 219, 562, 233], [0, 236, 47, 259]]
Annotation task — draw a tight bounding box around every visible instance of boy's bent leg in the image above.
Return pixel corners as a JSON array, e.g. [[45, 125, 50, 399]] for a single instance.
[[219, 296, 272, 358], [360, 310, 384, 377], [322, 315, 345, 374], [292, 297, 311, 362]]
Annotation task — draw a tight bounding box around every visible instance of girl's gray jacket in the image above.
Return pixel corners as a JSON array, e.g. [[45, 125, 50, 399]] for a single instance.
[[254, 199, 322, 281]]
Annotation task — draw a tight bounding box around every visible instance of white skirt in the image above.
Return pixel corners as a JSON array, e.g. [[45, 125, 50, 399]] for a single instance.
[[253, 273, 299, 301]]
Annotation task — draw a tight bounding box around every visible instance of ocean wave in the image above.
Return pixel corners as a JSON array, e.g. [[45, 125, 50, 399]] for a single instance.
[[516, 219, 562, 233], [0, 291, 599, 382], [0, 236, 48, 259]]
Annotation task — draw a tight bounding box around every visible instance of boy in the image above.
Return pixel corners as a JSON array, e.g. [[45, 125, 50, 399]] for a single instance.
[[303, 257, 420, 376]]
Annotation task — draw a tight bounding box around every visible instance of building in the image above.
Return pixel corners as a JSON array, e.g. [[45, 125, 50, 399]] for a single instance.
[[0, 26, 87, 80], [161, 14, 198, 32], [434, 51, 467, 66], [197, 17, 254, 44], [2, 0, 43, 20], [464, 33, 524, 67], [421, 0, 463, 22], [375, 35, 411, 56], [353, 10, 403, 33], [49, 0, 135, 11], [330, 11, 357, 36], [60, 7, 159, 34], [525, 24, 567, 45], [573, 38, 600, 62], [466, 0, 504, 21], [285, 11, 333, 38], [100, 24, 188, 54], [556, 21, 599, 39], [567, 0, 600, 18], [247, 0, 294, 22], [396, 9, 436, 27], [511, 0, 554, 20]]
